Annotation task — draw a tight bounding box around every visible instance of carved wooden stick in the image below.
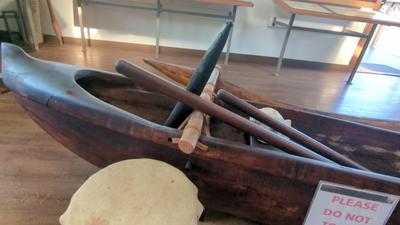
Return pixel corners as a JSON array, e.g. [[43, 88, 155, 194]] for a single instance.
[[116, 60, 336, 164], [46, 0, 63, 46], [217, 89, 369, 171], [178, 67, 220, 154]]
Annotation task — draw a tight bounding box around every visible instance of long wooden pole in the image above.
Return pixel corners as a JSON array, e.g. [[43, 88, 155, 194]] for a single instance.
[[179, 68, 220, 154], [115, 60, 336, 164], [47, 0, 63, 46], [217, 89, 369, 171]]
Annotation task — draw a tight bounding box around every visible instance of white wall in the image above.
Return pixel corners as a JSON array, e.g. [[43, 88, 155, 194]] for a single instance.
[[36, 0, 364, 65]]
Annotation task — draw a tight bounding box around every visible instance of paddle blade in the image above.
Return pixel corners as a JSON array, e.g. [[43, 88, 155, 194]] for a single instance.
[[165, 21, 233, 128], [143, 58, 194, 86]]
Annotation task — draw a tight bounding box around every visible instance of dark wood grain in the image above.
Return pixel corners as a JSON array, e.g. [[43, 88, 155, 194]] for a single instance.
[[2, 40, 400, 225], [216, 89, 368, 170], [0, 92, 98, 225], [14, 93, 400, 225], [116, 59, 334, 163], [2, 43, 400, 225]]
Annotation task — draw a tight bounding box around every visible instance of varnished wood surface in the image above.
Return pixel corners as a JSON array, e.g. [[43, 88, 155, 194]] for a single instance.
[[0, 92, 98, 225], [276, 0, 400, 27], [302, 0, 382, 9], [1, 40, 400, 224], [196, 0, 254, 7], [0, 92, 258, 225], [97, 0, 254, 7]]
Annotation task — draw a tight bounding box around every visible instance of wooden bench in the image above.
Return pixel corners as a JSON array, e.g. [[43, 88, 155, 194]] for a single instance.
[[273, 0, 400, 83], [76, 0, 253, 65]]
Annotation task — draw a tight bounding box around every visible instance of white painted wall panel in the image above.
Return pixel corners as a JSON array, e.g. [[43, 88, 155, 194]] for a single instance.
[[33, 0, 364, 65]]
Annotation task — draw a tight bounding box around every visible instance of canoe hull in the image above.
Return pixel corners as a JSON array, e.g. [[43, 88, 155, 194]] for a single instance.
[[3, 43, 399, 225], [16, 94, 400, 225]]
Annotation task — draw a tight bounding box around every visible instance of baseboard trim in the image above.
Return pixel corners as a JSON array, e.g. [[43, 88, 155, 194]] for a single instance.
[[43, 35, 350, 71]]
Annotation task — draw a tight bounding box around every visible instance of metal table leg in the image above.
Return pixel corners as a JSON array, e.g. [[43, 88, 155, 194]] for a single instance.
[[155, 0, 161, 58], [346, 23, 378, 84], [274, 14, 295, 76], [224, 5, 237, 65], [77, 0, 87, 52], [2, 12, 13, 42], [87, 26, 92, 47], [16, 0, 28, 43]]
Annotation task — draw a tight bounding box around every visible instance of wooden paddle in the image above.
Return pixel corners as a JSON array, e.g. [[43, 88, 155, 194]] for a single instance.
[[165, 22, 232, 128]]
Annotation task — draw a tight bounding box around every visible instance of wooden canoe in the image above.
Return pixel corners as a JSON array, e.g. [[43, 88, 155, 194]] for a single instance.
[[144, 58, 400, 132], [2, 43, 400, 225]]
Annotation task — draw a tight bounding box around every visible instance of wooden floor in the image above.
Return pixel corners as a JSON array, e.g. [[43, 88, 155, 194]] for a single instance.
[[1, 41, 399, 225]]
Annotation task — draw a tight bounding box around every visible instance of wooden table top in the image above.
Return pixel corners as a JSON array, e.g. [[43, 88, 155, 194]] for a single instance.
[[276, 0, 400, 26], [117, 0, 254, 7], [196, 0, 254, 7]]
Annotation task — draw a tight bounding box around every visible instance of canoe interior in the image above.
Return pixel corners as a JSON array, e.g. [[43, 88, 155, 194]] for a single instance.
[[77, 75, 400, 178], [77, 76, 248, 144]]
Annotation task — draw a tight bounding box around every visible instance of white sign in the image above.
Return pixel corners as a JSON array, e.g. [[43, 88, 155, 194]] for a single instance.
[[303, 181, 399, 225]]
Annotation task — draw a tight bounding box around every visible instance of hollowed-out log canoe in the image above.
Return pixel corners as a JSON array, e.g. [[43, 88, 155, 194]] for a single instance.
[[2, 43, 400, 225]]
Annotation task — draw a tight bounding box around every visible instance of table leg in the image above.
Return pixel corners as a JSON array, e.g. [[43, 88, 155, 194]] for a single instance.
[[3, 12, 13, 42], [24, 1, 39, 51], [16, 0, 28, 43], [77, 1, 87, 52], [224, 5, 237, 65], [87, 27, 92, 47], [155, 0, 161, 58], [346, 24, 378, 84], [274, 14, 295, 76]]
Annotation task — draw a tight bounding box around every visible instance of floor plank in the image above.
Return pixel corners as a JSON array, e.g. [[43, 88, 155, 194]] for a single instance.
[[0, 93, 98, 225]]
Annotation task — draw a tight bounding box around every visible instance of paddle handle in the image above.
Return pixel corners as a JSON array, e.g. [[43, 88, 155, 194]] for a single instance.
[[179, 68, 220, 154]]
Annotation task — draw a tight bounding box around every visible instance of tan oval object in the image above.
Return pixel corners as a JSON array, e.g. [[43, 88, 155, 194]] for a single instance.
[[60, 159, 204, 225]]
